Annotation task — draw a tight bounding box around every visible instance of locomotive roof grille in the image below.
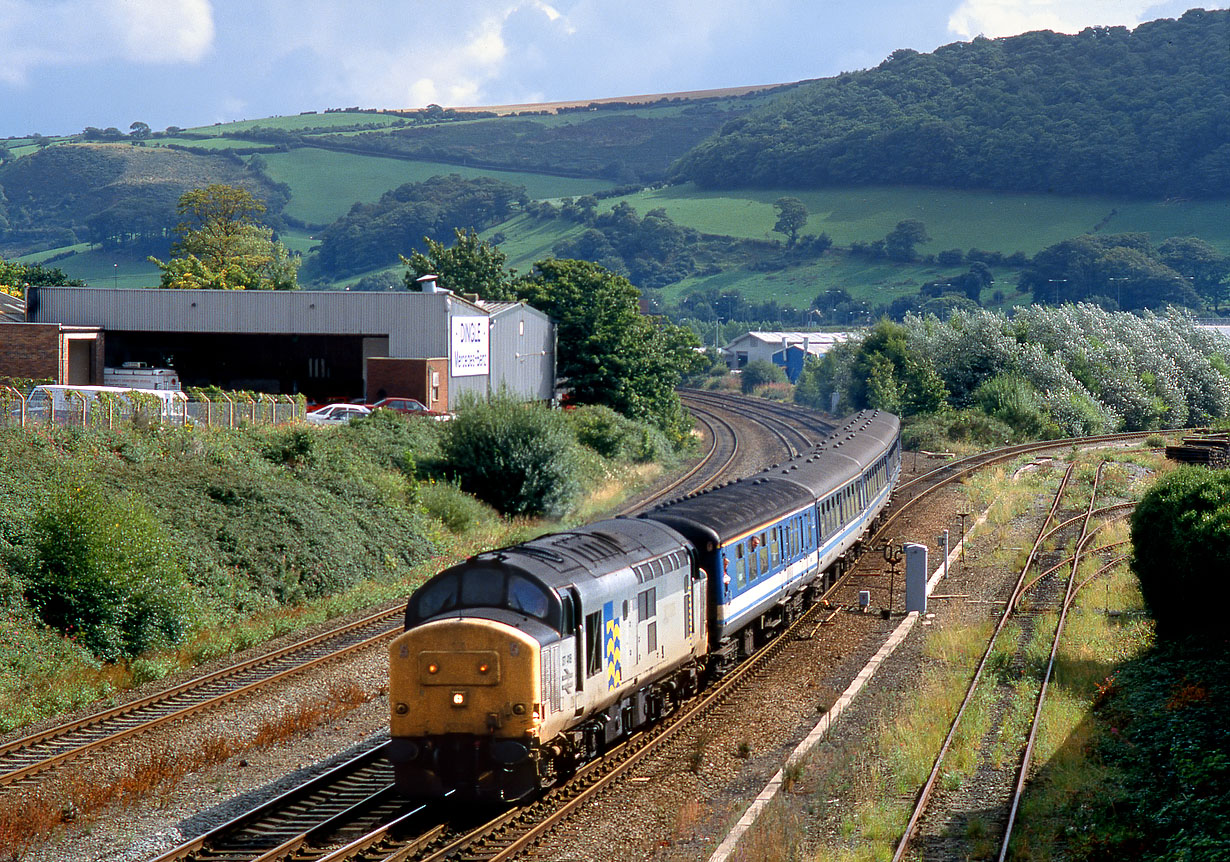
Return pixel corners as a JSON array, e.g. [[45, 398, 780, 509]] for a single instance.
[[502, 546, 566, 564]]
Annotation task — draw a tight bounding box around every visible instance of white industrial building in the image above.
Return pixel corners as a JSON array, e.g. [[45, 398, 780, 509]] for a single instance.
[[721, 331, 856, 381]]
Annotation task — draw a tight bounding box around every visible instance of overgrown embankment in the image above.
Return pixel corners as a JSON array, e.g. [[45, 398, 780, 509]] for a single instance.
[[0, 402, 676, 732]]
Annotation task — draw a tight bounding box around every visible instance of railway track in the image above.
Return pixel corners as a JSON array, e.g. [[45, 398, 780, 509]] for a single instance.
[[17, 409, 1180, 861], [614, 401, 736, 516], [140, 423, 1168, 862], [893, 460, 1137, 861], [0, 605, 407, 792], [680, 387, 830, 457], [0, 391, 795, 807]]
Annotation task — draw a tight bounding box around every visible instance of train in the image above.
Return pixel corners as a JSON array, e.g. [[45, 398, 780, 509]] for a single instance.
[[387, 409, 902, 802]]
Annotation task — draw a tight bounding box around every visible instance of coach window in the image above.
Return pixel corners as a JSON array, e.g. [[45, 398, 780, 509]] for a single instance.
[[736, 543, 747, 588], [770, 527, 780, 568], [585, 611, 602, 677], [758, 532, 769, 575]]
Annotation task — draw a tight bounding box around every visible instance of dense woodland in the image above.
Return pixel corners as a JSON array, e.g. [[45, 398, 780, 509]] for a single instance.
[[673, 9, 1230, 197], [308, 175, 528, 278]]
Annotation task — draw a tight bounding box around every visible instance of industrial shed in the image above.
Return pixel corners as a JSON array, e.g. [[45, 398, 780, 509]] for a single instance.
[[15, 284, 555, 408]]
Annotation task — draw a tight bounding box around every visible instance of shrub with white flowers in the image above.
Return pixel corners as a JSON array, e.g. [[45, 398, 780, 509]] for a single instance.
[[801, 303, 1230, 438]]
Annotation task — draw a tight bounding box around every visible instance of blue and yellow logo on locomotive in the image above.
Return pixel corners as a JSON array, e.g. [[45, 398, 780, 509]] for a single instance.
[[603, 600, 622, 691]]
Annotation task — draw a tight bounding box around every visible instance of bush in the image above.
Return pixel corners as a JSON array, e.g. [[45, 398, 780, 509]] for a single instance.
[[740, 359, 787, 394], [973, 373, 1053, 439], [902, 409, 1015, 453], [565, 404, 672, 462], [1130, 467, 1230, 642], [439, 399, 584, 517], [17, 486, 192, 661], [419, 479, 500, 535]]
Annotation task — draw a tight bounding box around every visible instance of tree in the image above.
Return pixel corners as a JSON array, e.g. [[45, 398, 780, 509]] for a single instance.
[[0, 257, 85, 296], [884, 219, 930, 262], [772, 197, 808, 246], [846, 320, 947, 415], [149, 185, 299, 290], [519, 259, 705, 443], [1131, 466, 1230, 641], [128, 121, 151, 140], [403, 228, 518, 300], [1158, 236, 1230, 312]]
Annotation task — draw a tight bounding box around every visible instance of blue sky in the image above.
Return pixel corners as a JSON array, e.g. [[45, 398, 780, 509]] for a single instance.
[[1, 1, 1220, 138]]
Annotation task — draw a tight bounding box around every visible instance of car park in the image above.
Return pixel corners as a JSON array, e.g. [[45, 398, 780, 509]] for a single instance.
[[304, 403, 371, 425], [368, 397, 453, 421]]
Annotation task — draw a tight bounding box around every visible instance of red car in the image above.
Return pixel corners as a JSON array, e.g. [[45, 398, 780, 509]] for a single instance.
[[367, 397, 453, 421]]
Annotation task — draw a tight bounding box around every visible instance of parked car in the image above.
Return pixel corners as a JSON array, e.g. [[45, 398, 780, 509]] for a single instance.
[[367, 396, 453, 421], [304, 403, 371, 425]]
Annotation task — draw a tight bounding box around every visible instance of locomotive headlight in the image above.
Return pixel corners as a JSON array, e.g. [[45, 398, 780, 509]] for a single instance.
[[427, 663, 439, 674], [451, 691, 467, 707], [478, 662, 490, 674]]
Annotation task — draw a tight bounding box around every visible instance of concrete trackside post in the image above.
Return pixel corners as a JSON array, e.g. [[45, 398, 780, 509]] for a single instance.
[[905, 542, 928, 614]]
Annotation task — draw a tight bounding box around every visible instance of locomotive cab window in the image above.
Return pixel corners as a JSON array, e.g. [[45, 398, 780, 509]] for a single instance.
[[408, 567, 560, 629]]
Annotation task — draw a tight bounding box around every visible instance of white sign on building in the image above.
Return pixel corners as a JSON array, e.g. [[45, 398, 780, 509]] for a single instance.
[[450, 316, 490, 377]]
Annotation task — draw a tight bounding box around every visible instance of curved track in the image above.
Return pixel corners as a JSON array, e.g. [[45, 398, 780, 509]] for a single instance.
[[25, 410, 1180, 861], [1, 391, 807, 804]]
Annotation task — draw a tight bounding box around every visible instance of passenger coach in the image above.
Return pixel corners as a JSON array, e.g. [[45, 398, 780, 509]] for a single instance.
[[387, 409, 901, 802]]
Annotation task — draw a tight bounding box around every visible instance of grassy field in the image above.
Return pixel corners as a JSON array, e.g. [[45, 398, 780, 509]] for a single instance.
[[259, 148, 614, 225], [14, 144, 1228, 304], [605, 184, 1230, 256], [36, 248, 162, 289], [181, 111, 408, 136]]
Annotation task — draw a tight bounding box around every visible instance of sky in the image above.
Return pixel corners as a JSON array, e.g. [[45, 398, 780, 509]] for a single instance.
[[0, 0, 1222, 139]]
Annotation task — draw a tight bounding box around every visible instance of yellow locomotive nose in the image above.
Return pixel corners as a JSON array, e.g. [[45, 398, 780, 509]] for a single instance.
[[388, 618, 545, 802], [388, 619, 540, 739]]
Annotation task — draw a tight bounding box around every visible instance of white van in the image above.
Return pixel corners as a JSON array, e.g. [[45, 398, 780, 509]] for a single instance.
[[102, 363, 181, 391], [26, 385, 188, 425]]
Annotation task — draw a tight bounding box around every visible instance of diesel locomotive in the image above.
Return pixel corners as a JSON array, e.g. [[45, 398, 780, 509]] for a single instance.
[[388, 409, 902, 802]]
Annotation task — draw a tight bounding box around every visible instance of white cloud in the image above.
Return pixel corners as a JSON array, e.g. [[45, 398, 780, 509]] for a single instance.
[[110, 0, 215, 63], [0, 0, 215, 85], [948, 0, 1174, 39]]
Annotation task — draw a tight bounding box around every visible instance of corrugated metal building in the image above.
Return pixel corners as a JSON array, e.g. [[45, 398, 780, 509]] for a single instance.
[[18, 285, 555, 408], [481, 301, 557, 402]]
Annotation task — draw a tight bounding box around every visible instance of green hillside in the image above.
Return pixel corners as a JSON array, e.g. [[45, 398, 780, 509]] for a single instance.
[[600, 184, 1230, 254], [260, 148, 612, 226], [674, 9, 1230, 198], [2, 10, 1227, 320]]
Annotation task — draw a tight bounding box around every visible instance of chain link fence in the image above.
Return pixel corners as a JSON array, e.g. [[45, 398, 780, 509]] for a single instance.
[[0, 386, 305, 430]]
